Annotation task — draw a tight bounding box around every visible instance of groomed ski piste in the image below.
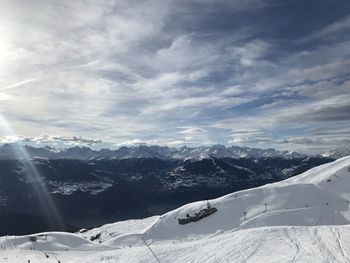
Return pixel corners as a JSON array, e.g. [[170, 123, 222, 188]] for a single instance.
[[2, 156, 350, 262]]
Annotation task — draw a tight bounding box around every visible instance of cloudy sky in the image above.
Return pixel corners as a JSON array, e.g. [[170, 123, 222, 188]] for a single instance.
[[0, 0, 350, 152]]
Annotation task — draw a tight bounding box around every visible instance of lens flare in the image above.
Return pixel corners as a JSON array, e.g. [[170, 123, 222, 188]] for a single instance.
[[0, 114, 64, 230]]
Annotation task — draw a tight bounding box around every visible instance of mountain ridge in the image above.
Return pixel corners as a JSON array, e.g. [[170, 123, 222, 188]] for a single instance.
[[0, 143, 319, 160]]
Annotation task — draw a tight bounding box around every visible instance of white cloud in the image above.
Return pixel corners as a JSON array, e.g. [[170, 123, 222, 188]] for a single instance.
[[229, 40, 270, 66], [0, 78, 38, 91], [179, 127, 206, 135], [0, 134, 102, 146], [308, 15, 350, 40], [0, 0, 349, 152]]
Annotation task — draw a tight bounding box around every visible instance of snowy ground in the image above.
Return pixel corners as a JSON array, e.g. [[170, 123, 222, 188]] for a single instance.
[[78, 216, 159, 243], [79, 225, 350, 263], [2, 226, 350, 262], [1, 156, 350, 262]]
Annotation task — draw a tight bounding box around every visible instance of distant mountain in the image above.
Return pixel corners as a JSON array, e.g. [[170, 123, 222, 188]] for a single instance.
[[322, 147, 350, 159], [0, 143, 309, 160]]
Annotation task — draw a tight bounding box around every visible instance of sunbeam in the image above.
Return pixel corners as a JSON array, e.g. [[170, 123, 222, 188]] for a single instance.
[[0, 114, 64, 230]]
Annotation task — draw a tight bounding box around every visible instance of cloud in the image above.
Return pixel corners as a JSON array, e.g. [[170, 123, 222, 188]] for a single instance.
[[179, 127, 206, 135], [308, 15, 350, 40], [0, 0, 349, 152], [0, 135, 102, 146], [114, 139, 149, 147], [228, 137, 272, 144], [50, 136, 102, 145], [277, 137, 350, 146], [0, 78, 38, 91], [229, 40, 271, 66], [227, 128, 273, 145]]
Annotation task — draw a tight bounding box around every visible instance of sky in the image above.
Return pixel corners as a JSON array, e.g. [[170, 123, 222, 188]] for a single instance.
[[0, 0, 350, 153]]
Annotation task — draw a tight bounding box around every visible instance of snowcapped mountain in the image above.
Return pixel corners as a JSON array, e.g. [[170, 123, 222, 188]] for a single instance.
[[57, 146, 98, 160], [2, 156, 350, 262], [322, 147, 350, 159], [5, 143, 347, 162], [0, 143, 310, 160]]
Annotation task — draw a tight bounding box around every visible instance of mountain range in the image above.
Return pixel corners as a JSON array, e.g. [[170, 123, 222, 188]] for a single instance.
[[1, 143, 347, 160], [0, 143, 337, 235]]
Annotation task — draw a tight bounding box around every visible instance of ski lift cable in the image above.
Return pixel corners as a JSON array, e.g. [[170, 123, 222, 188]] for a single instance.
[[46, 250, 61, 262], [141, 237, 161, 263]]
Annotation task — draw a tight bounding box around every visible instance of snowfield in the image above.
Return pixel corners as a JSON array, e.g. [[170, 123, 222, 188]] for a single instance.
[[3, 226, 350, 262], [1, 156, 350, 262]]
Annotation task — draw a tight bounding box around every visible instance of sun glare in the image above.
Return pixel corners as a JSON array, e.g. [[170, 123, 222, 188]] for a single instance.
[[0, 114, 64, 229]]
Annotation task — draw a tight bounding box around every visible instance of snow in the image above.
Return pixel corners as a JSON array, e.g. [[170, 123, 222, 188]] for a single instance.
[[0, 143, 310, 160], [48, 181, 113, 195], [2, 156, 350, 262], [3, 226, 350, 262], [79, 226, 350, 263], [116, 156, 350, 243], [77, 216, 159, 243], [0, 232, 114, 262]]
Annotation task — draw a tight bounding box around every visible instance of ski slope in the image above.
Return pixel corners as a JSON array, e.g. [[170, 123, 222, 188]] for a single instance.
[[1, 156, 350, 262], [79, 225, 350, 263], [2, 226, 350, 262], [111, 155, 350, 244]]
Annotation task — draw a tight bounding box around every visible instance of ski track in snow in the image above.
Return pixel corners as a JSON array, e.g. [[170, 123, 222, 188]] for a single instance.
[[330, 227, 350, 262], [283, 228, 300, 262]]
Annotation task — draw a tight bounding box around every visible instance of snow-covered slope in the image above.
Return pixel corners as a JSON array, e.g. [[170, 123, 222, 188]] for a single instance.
[[77, 216, 159, 243], [80, 225, 350, 263], [97, 156, 349, 245], [2, 156, 350, 262], [3, 226, 350, 262]]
